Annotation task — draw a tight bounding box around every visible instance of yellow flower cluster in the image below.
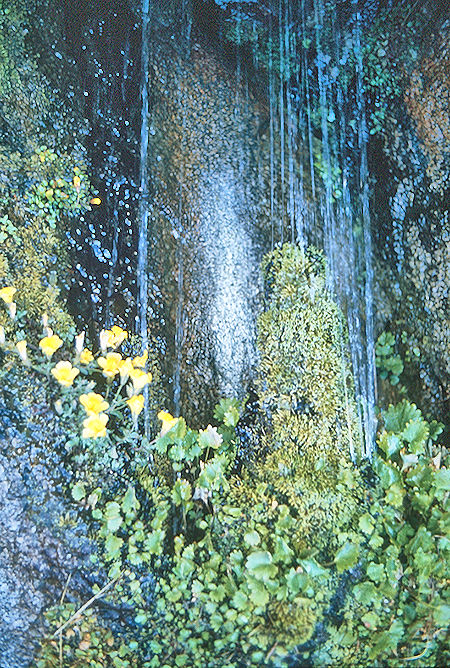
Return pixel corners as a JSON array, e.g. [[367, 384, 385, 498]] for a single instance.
[[98, 352, 123, 378], [79, 391, 110, 439], [129, 367, 152, 393], [1, 298, 151, 439], [97, 348, 152, 393]]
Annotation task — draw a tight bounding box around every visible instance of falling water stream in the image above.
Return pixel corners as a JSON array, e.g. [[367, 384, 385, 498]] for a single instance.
[[55, 0, 380, 450], [137, 0, 150, 351]]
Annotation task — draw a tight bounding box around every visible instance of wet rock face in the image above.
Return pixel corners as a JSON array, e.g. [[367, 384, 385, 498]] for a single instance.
[[371, 21, 450, 420], [148, 37, 270, 424], [0, 372, 90, 667]]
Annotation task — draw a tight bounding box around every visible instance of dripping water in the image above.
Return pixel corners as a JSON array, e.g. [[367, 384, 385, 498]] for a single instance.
[[354, 4, 377, 457], [137, 0, 150, 349]]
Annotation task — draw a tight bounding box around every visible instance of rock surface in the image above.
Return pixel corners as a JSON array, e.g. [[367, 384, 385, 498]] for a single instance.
[[0, 370, 90, 666]]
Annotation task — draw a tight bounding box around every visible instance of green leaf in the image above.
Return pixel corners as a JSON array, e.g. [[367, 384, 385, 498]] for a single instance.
[[273, 536, 294, 563], [405, 462, 433, 489], [402, 419, 429, 454], [214, 398, 240, 424], [434, 603, 450, 627], [400, 451, 418, 471], [286, 568, 309, 595], [358, 513, 375, 534], [224, 405, 239, 427], [172, 479, 192, 506], [435, 468, 450, 492], [378, 432, 401, 458], [366, 562, 385, 583], [105, 501, 123, 532], [244, 531, 261, 547], [71, 482, 86, 501], [429, 421, 444, 441], [368, 533, 384, 550], [299, 558, 328, 577], [407, 526, 434, 555], [383, 400, 421, 433], [135, 612, 148, 625], [248, 579, 269, 607], [361, 611, 380, 629], [385, 483, 405, 508], [246, 551, 278, 581], [374, 458, 401, 488], [232, 590, 248, 611], [368, 620, 404, 660], [105, 534, 123, 560], [334, 542, 359, 573], [413, 547, 435, 578], [145, 529, 165, 555], [353, 581, 379, 605], [198, 425, 223, 450], [122, 486, 140, 514]]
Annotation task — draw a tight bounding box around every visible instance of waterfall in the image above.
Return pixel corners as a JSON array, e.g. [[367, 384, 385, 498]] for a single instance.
[[354, 5, 377, 457], [137, 0, 150, 350], [137, 0, 151, 433], [254, 0, 378, 459]]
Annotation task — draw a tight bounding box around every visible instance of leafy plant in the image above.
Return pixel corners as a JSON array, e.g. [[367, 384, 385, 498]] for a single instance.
[[376, 330, 404, 385], [319, 399, 449, 666]]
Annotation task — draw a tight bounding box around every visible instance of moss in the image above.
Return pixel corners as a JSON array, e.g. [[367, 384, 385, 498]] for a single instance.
[[267, 597, 316, 648], [0, 212, 73, 335], [230, 243, 364, 556]]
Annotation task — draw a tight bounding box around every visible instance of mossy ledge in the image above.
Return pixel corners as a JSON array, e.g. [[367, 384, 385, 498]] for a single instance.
[[232, 243, 365, 556]]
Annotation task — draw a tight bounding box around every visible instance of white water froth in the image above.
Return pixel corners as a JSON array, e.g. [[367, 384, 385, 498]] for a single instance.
[[199, 170, 260, 399]]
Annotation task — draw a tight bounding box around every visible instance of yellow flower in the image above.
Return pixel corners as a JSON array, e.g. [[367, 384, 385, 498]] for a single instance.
[[82, 413, 108, 439], [73, 175, 81, 190], [129, 368, 152, 393], [119, 357, 134, 383], [0, 286, 17, 304], [126, 394, 145, 418], [51, 360, 80, 387], [132, 349, 148, 368], [16, 340, 29, 364], [80, 348, 94, 365], [90, 197, 102, 206], [79, 392, 109, 416], [98, 352, 122, 379], [99, 326, 128, 351], [110, 325, 128, 347], [39, 333, 63, 358], [158, 410, 178, 436]]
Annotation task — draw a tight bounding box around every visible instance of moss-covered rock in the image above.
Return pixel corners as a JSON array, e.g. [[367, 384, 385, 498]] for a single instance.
[[230, 244, 364, 556]]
